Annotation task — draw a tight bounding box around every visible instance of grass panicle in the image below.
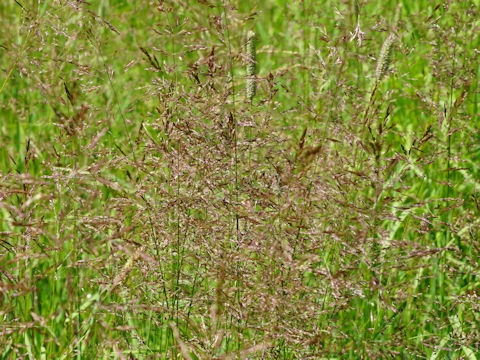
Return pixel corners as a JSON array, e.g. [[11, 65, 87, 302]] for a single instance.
[[1, 1, 479, 359]]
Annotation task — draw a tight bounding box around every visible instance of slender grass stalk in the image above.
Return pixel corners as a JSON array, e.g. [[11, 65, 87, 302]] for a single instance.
[[221, 1, 239, 236]]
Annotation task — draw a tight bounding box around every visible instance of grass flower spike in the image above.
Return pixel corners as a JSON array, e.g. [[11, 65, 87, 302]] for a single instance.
[[246, 30, 257, 102], [375, 33, 395, 82]]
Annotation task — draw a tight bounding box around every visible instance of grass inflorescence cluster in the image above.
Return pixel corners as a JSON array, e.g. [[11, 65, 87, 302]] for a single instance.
[[1, 0, 480, 359]]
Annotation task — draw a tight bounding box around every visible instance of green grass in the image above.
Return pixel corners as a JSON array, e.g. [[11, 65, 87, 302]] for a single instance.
[[1, 0, 480, 359]]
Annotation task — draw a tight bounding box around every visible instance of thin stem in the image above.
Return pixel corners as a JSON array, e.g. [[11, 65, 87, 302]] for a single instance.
[[221, 0, 239, 238]]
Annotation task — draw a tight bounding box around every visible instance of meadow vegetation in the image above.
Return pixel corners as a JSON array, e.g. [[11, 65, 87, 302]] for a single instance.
[[1, 0, 480, 358]]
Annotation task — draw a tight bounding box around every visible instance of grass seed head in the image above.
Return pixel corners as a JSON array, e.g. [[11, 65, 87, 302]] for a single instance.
[[246, 30, 257, 102], [375, 33, 395, 82]]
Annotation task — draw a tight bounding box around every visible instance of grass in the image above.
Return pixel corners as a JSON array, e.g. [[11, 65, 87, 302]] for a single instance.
[[1, 0, 480, 359]]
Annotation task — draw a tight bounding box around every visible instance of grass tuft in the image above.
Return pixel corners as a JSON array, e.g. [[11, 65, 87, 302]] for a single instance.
[[1, 1, 480, 359]]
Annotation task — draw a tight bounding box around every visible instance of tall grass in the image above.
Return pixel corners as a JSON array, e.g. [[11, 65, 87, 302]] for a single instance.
[[1, 0, 480, 359]]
